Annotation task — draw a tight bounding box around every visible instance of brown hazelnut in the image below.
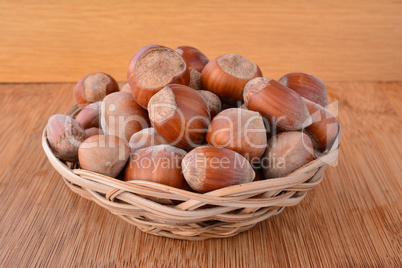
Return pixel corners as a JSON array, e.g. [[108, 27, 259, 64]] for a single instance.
[[239, 103, 248, 110], [120, 82, 132, 93], [175, 45, 209, 72], [75, 101, 101, 129], [147, 84, 210, 150], [85, 127, 104, 138], [46, 114, 86, 162], [196, 90, 222, 118], [127, 44, 190, 108], [124, 144, 188, 191], [129, 127, 168, 153], [182, 146, 255, 193], [101, 92, 150, 142], [201, 54, 262, 104], [261, 131, 314, 178], [188, 68, 203, 91], [278, 73, 328, 107], [302, 98, 338, 152], [206, 108, 267, 163], [78, 135, 130, 177], [73, 72, 119, 105], [243, 77, 312, 131]]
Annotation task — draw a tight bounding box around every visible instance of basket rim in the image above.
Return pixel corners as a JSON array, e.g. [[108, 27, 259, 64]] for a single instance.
[[42, 121, 342, 209]]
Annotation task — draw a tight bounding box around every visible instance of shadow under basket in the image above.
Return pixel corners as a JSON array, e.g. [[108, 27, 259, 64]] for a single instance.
[[42, 110, 342, 241]]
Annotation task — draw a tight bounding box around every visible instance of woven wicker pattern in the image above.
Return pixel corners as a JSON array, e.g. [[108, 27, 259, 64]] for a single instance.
[[42, 106, 341, 240]]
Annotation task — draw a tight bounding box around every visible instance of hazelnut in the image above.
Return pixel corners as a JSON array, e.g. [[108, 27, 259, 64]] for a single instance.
[[201, 54, 262, 104], [46, 114, 86, 162], [129, 127, 168, 153], [124, 144, 188, 190], [278, 73, 328, 107], [243, 77, 312, 131], [75, 101, 101, 129], [147, 84, 210, 150], [85, 127, 104, 138], [302, 98, 338, 152], [182, 146, 255, 193], [197, 90, 222, 118], [175, 45, 209, 72], [127, 44, 190, 108], [206, 108, 267, 163], [188, 68, 203, 91], [101, 92, 149, 142], [73, 72, 119, 105], [261, 131, 314, 178], [120, 82, 132, 93], [239, 103, 248, 110], [78, 135, 130, 178]]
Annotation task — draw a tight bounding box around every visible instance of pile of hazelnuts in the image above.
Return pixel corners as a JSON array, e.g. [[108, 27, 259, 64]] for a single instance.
[[46, 44, 338, 197]]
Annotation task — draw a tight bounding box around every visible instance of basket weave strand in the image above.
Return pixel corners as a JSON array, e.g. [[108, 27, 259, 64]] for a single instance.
[[42, 109, 341, 240]]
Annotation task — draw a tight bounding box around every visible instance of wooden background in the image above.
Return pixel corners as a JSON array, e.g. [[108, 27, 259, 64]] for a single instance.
[[0, 0, 401, 267], [0, 0, 402, 83]]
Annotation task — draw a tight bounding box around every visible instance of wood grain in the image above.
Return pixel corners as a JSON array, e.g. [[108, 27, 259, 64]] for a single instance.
[[0, 82, 400, 267], [0, 0, 402, 83]]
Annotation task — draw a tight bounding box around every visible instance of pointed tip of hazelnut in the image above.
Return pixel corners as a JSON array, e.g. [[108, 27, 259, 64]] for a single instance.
[[175, 47, 183, 55], [243, 77, 272, 105], [148, 86, 177, 124], [182, 149, 207, 190], [197, 90, 222, 117]]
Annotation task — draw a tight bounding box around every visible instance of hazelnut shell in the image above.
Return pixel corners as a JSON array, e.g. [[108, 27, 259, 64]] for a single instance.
[[129, 127, 168, 153], [302, 97, 338, 152], [201, 54, 262, 104], [73, 72, 119, 105], [127, 44, 190, 108], [147, 84, 210, 150], [101, 92, 149, 142], [78, 135, 130, 178], [75, 101, 101, 129], [206, 108, 267, 163], [182, 146, 255, 193], [261, 131, 314, 179], [279, 73, 328, 107], [175, 46, 209, 73], [243, 77, 312, 131], [46, 114, 86, 162]]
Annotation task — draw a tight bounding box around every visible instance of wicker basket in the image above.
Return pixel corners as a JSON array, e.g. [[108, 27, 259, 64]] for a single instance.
[[42, 106, 342, 240]]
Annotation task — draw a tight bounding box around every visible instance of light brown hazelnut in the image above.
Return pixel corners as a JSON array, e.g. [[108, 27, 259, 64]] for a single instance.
[[75, 101, 101, 129], [78, 135, 130, 177], [197, 90, 222, 118], [129, 127, 168, 153], [101, 92, 150, 142], [120, 82, 132, 93], [85, 127, 104, 138], [261, 131, 314, 178], [206, 108, 267, 163], [73, 72, 119, 105], [46, 114, 86, 162]]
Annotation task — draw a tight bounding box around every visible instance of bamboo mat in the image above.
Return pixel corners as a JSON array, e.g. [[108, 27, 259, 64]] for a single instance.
[[0, 82, 401, 267]]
